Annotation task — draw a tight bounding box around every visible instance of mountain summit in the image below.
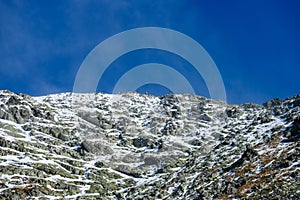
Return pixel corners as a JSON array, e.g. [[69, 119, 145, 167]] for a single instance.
[[0, 90, 299, 199]]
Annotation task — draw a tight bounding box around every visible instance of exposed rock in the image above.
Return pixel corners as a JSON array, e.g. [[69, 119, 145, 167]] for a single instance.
[[226, 106, 243, 118], [0, 90, 299, 199], [199, 113, 212, 121], [81, 140, 113, 155], [282, 116, 300, 142], [132, 137, 150, 148]]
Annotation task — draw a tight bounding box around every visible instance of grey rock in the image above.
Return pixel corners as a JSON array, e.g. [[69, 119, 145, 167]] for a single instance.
[[132, 137, 150, 148], [81, 140, 114, 155], [0, 90, 299, 199]]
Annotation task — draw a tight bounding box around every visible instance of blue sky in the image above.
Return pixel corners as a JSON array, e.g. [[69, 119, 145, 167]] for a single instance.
[[0, 0, 299, 104]]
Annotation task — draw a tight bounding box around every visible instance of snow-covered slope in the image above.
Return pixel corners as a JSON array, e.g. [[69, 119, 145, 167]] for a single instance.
[[0, 90, 299, 199]]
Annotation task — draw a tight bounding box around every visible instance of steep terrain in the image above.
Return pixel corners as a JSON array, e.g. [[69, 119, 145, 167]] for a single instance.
[[0, 90, 299, 199]]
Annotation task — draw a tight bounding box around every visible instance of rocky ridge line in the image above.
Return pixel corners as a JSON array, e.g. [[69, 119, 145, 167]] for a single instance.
[[0, 90, 299, 199]]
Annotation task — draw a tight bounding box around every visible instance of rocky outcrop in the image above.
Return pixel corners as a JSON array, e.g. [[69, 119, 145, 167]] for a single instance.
[[0, 90, 299, 199]]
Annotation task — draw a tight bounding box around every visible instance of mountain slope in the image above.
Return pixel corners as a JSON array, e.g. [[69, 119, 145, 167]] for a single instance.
[[0, 90, 299, 199]]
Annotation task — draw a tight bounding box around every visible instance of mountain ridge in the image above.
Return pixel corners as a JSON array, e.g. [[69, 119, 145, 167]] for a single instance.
[[0, 90, 299, 199]]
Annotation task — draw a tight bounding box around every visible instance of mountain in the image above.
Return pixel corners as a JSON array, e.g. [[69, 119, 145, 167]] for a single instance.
[[0, 90, 299, 199]]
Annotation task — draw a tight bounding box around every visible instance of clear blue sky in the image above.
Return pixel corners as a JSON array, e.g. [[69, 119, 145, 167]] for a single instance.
[[0, 0, 299, 104]]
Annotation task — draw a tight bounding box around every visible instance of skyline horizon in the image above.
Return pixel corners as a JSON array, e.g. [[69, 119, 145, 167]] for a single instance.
[[1, 1, 299, 104]]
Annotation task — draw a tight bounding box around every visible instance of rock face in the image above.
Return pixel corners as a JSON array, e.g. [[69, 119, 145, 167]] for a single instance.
[[0, 90, 299, 199]]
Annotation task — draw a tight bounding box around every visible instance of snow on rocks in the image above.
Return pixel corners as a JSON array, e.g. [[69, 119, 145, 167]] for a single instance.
[[0, 90, 299, 199]]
